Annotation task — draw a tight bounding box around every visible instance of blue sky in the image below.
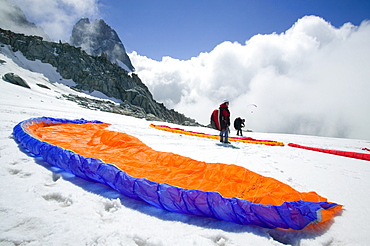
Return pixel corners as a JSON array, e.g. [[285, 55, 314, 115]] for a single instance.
[[98, 0, 370, 60], [7, 0, 370, 61]]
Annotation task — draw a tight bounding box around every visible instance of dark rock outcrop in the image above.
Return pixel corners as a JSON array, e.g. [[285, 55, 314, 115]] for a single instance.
[[62, 94, 163, 121], [2, 72, 30, 88], [0, 28, 198, 126]]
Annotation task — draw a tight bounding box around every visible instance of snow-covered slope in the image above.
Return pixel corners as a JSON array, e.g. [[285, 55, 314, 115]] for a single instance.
[[1, 52, 370, 245]]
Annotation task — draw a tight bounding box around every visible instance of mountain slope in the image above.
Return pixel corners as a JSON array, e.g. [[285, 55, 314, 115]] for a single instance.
[[0, 28, 197, 125]]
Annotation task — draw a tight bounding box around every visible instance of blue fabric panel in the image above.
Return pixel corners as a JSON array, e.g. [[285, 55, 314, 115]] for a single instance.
[[207, 192, 240, 224], [81, 158, 106, 183], [67, 153, 90, 180], [275, 201, 312, 230], [42, 145, 62, 168], [25, 137, 42, 155], [232, 199, 273, 228], [114, 171, 140, 200], [182, 190, 215, 218], [250, 203, 291, 229], [157, 183, 191, 214], [58, 148, 74, 172], [96, 163, 121, 188], [134, 178, 163, 209], [319, 202, 337, 210]]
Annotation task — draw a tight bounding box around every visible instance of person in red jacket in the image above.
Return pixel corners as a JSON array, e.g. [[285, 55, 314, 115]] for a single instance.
[[219, 100, 231, 143]]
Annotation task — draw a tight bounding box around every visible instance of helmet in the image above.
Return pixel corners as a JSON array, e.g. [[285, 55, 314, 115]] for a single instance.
[[222, 99, 229, 104]]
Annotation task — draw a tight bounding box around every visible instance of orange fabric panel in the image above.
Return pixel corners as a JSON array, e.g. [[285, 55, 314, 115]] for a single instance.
[[27, 122, 333, 207]]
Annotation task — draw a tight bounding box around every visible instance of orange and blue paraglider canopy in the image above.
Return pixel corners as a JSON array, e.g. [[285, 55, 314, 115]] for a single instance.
[[13, 117, 342, 230]]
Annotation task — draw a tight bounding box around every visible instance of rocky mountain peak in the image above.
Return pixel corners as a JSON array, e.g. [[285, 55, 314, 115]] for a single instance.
[[69, 18, 135, 72]]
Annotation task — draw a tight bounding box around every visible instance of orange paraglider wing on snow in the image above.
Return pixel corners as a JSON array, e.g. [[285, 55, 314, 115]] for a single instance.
[[150, 124, 284, 146], [14, 117, 342, 229]]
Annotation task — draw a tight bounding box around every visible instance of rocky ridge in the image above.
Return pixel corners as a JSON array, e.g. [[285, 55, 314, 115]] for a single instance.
[[0, 28, 198, 126]]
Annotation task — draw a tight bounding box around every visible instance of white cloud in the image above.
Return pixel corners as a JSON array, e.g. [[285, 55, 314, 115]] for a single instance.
[[130, 16, 370, 140], [0, 0, 49, 39], [11, 0, 101, 41]]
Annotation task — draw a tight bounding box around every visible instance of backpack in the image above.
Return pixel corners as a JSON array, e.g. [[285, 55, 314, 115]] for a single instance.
[[234, 117, 242, 129], [210, 109, 220, 130]]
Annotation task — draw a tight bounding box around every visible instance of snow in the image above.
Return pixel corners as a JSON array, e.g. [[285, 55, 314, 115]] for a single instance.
[[116, 59, 132, 73], [1, 51, 370, 246]]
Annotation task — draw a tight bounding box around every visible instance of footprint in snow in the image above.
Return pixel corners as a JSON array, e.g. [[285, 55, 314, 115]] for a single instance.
[[8, 168, 32, 178], [42, 192, 73, 207]]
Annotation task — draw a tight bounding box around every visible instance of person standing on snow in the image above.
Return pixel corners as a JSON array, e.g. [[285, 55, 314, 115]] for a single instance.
[[219, 100, 231, 144], [234, 117, 245, 136]]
